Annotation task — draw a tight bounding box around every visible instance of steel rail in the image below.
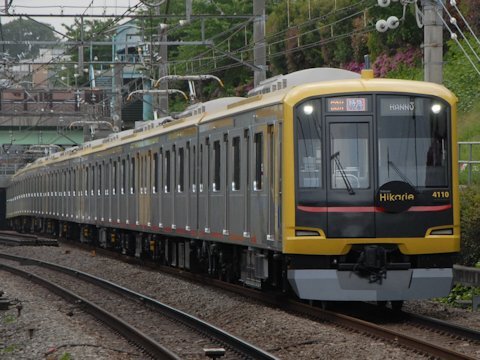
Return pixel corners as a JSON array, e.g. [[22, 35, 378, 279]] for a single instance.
[[401, 311, 480, 341], [0, 262, 180, 360], [0, 252, 279, 360], [28, 241, 475, 359]]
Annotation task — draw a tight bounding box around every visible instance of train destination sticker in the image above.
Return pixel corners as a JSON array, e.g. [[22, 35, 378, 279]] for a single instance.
[[376, 181, 417, 213]]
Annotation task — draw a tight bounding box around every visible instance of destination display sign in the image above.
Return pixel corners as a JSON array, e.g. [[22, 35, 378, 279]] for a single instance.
[[380, 97, 424, 117], [327, 97, 368, 112]]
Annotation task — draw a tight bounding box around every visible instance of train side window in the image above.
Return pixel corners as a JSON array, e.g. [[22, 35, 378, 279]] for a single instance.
[[153, 152, 158, 193], [191, 145, 196, 192], [254, 132, 263, 191], [178, 147, 184, 192], [232, 136, 241, 191], [105, 162, 110, 196], [91, 166, 95, 196], [121, 159, 126, 194], [159, 149, 163, 193], [130, 157, 135, 194], [165, 150, 171, 193], [213, 140, 221, 191], [86, 166, 90, 196], [112, 161, 117, 195], [199, 144, 204, 192], [98, 164, 102, 196]]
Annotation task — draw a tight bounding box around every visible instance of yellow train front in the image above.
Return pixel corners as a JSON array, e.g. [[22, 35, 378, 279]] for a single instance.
[[282, 69, 460, 302]]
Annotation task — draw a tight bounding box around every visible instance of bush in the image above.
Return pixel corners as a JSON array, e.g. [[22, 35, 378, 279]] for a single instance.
[[459, 185, 480, 265]]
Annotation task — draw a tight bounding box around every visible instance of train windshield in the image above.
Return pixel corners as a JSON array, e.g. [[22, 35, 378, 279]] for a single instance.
[[377, 95, 449, 188]]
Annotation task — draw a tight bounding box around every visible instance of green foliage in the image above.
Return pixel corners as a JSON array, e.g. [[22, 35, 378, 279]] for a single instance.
[[458, 186, 480, 265], [3, 314, 16, 324], [1, 19, 57, 58], [437, 284, 480, 306], [59, 352, 73, 360], [443, 35, 480, 113], [1, 344, 18, 354]]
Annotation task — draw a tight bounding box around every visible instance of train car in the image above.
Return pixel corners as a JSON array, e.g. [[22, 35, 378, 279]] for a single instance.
[[6, 68, 460, 306]]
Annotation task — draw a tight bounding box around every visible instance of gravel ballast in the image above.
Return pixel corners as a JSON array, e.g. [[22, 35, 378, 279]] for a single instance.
[[1, 244, 475, 359]]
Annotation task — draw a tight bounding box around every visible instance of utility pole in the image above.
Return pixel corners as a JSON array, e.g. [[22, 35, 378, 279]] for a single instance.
[[157, 4, 168, 117], [253, 0, 266, 86], [422, 0, 444, 84]]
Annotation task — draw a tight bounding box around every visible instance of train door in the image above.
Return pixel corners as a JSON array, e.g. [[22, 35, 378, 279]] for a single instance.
[[227, 128, 247, 240], [209, 132, 226, 237], [97, 162, 102, 222], [174, 142, 188, 231], [188, 142, 198, 234], [326, 116, 374, 238], [162, 145, 174, 231], [137, 152, 147, 226], [198, 138, 210, 235], [249, 124, 275, 244], [144, 151, 152, 227]]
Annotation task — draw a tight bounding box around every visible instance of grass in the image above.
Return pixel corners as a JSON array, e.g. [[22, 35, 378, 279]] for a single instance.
[[3, 314, 16, 324]]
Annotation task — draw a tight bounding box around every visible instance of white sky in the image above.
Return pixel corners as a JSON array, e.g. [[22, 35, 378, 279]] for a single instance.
[[3, 1, 143, 34]]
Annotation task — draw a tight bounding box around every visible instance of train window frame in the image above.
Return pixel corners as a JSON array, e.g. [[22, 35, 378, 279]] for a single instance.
[[98, 163, 102, 196], [232, 136, 241, 191], [295, 99, 323, 190], [213, 140, 221, 192], [254, 132, 263, 191], [165, 149, 171, 193], [376, 95, 450, 189], [191, 144, 196, 193], [112, 160, 117, 195], [121, 159, 126, 195], [178, 146, 185, 193], [130, 157, 135, 194], [199, 144, 204, 192], [153, 152, 159, 193]]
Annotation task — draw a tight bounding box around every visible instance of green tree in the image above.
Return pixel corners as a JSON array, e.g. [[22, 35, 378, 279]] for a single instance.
[[0, 18, 57, 58], [62, 19, 116, 87]]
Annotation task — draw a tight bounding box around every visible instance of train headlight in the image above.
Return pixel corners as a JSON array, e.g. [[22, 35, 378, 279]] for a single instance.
[[303, 104, 314, 115], [431, 104, 442, 114]]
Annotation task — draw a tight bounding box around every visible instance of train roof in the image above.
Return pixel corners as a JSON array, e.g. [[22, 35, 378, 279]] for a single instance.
[[12, 68, 458, 179]]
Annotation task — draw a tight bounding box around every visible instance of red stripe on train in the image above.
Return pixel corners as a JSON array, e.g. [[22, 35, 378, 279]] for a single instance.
[[297, 204, 452, 213]]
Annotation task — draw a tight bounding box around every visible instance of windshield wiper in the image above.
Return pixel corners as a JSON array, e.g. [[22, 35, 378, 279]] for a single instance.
[[331, 151, 355, 195], [387, 149, 415, 188]]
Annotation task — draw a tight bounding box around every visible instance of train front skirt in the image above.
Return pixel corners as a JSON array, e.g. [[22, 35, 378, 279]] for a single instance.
[[287, 268, 453, 301]]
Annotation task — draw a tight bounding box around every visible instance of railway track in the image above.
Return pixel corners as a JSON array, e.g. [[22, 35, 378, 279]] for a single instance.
[[0, 230, 57, 246], [2, 236, 479, 359], [54, 240, 480, 359], [0, 252, 279, 360]]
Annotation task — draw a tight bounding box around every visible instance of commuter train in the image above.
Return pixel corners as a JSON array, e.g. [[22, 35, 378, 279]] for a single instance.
[[6, 68, 460, 306]]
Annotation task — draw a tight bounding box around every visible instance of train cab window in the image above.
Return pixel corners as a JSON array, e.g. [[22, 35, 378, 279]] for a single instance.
[[213, 140, 221, 191], [296, 100, 322, 188], [178, 147, 185, 192], [254, 132, 263, 191], [165, 150, 171, 193], [377, 96, 449, 188], [232, 136, 241, 191], [330, 123, 369, 190]]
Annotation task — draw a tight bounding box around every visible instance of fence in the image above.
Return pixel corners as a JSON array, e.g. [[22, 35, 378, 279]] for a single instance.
[[458, 142, 480, 185]]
